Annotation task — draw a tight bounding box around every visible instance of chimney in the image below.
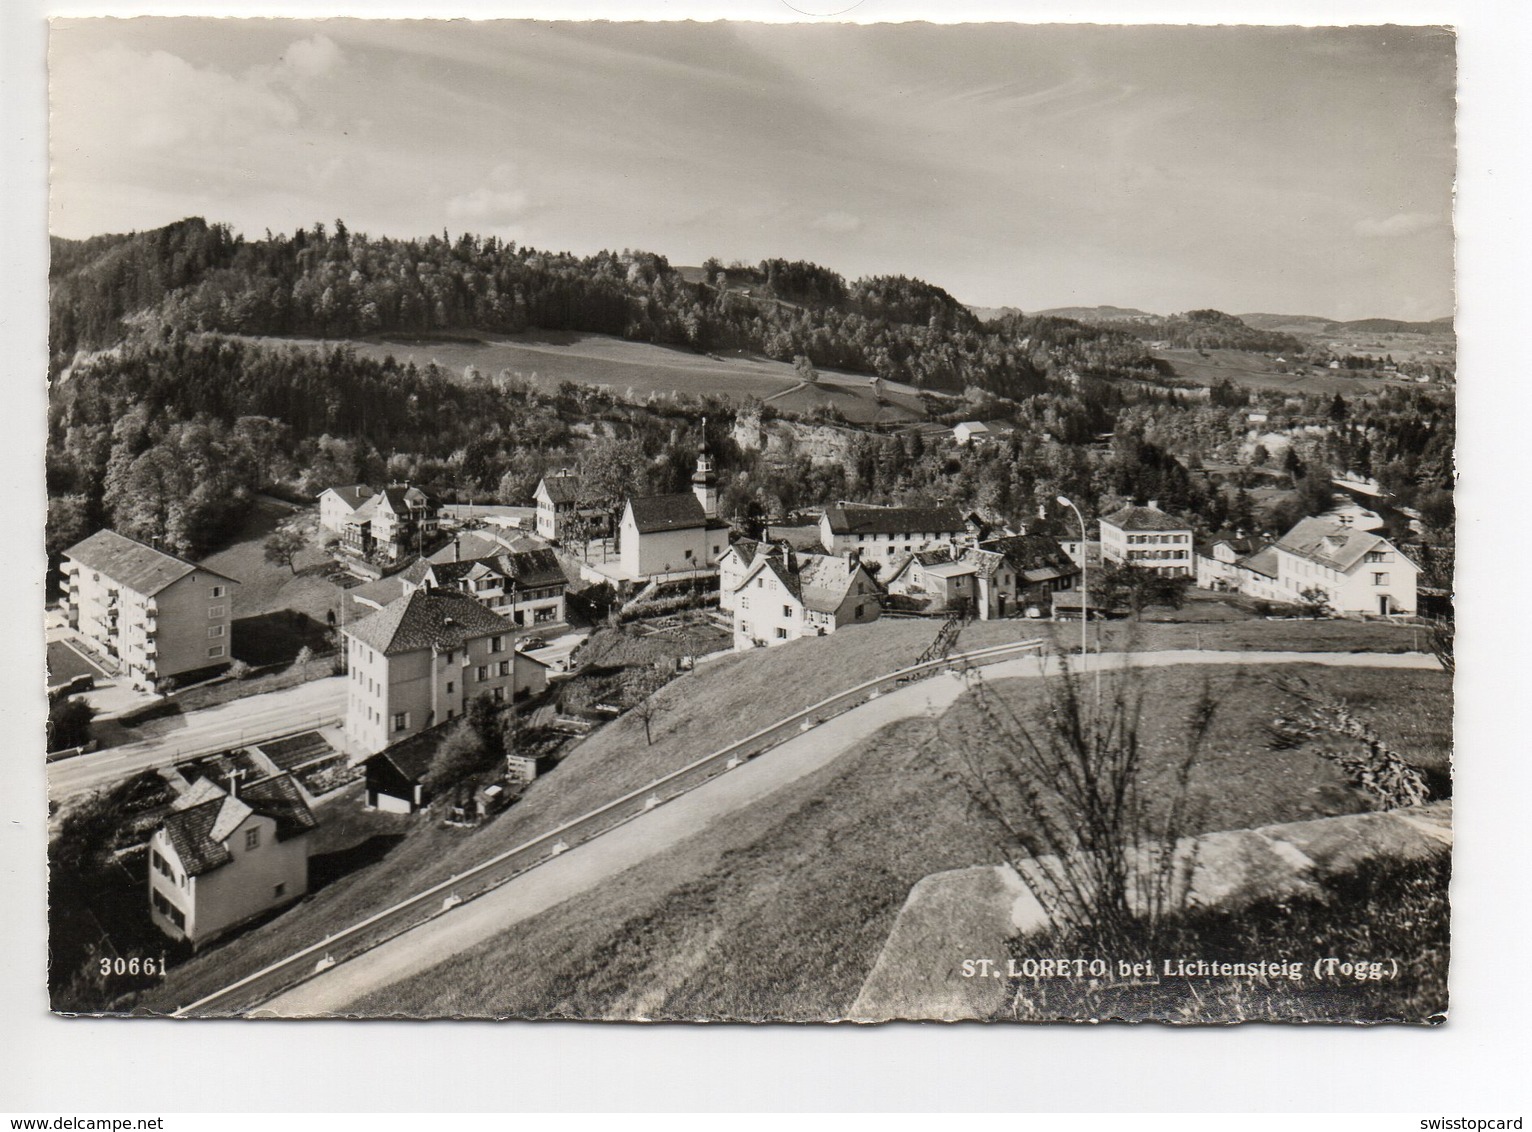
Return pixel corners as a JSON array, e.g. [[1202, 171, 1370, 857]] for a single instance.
[[1147, 500, 1159, 511], [454, 537, 460, 563]]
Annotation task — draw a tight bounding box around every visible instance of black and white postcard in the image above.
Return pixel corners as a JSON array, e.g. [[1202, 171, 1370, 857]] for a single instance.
[[43, 16, 1456, 1024]]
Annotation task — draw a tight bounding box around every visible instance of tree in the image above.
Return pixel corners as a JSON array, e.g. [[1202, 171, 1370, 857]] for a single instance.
[[264, 527, 307, 575], [1097, 564, 1192, 620], [794, 354, 820, 385], [1296, 586, 1331, 619], [421, 725, 496, 796], [624, 665, 672, 746], [467, 691, 507, 760], [47, 692, 95, 752]]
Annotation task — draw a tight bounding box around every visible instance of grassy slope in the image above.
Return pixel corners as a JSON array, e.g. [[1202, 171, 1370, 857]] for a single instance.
[[196, 499, 340, 626], [238, 330, 926, 418], [133, 614, 1431, 1010], [345, 663, 1451, 1020]]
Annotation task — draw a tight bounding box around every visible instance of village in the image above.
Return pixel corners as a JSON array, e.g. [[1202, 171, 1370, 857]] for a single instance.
[[43, 398, 1436, 975]]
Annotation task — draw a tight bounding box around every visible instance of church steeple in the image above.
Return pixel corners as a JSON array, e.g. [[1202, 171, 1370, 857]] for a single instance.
[[692, 417, 718, 519]]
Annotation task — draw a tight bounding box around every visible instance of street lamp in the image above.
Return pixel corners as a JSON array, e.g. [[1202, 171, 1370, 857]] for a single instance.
[[1055, 495, 1088, 674]]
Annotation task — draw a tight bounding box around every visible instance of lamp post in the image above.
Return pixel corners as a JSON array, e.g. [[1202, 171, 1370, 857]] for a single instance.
[[1056, 495, 1089, 675]]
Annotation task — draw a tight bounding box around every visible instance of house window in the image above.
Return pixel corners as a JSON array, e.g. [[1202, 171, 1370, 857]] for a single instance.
[[273, 883, 286, 898], [741, 597, 749, 610], [210, 585, 226, 599], [208, 645, 225, 658], [1373, 572, 1390, 586], [783, 605, 792, 618], [476, 665, 488, 681], [447, 681, 455, 694], [393, 712, 408, 732], [499, 660, 511, 676], [491, 636, 504, 654], [492, 687, 505, 703], [245, 828, 260, 851], [684, 548, 694, 559], [1365, 551, 1391, 563], [446, 650, 455, 665], [208, 625, 224, 638], [208, 606, 225, 618], [776, 627, 788, 639]]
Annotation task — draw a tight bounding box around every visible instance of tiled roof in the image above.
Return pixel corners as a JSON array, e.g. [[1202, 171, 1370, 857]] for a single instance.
[[346, 589, 512, 656], [913, 548, 957, 567], [796, 554, 867, 614], [241, 774, 320, 840], [161, 799, 234, 876], [349, 573, 411, 612], [1102, 504, 1190, 533], [65, 529, 233, 597], [538, 475, 583, 504], [627, 493, 707, 533], [1273, 517, 1390, 573], [955, 420, 991, 432], [725, 538, 761, 564], [823, 504, 968, 537], [980, 534, 1078, 576], [1239, 545, 1281, 579], [160, 773, 317, 875], [963, 547, 1008, 580], [424, 549, 567, 591]]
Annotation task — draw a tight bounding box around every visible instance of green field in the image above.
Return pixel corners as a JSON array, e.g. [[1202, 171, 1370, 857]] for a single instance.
[[1155, 348, 1410, 397], [343, 663, 1451, 1020], [131, 613, 1432, 1011], [243, 329, 928, 419]]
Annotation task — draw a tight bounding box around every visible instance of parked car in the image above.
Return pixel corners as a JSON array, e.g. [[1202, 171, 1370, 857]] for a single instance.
[[518, 635, 548, 651]]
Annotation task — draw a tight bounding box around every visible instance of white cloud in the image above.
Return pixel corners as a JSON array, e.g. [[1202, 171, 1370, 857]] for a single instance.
[[277, 34, 341, 79], [446, 186, 531, 223], [810, 210, 862, 234], [1354, 212, 1442, 238]]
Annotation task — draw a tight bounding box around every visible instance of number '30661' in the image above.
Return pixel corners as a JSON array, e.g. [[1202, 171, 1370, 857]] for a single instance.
[[99, 956, 166, 978]]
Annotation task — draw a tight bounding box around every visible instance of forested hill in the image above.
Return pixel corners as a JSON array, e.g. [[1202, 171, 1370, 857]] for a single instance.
[[49, 217, 1160, 397], [1109, 309, 1309, 354]]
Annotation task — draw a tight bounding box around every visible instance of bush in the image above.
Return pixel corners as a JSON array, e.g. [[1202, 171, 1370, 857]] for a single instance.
[[228, 659, 253, 681]]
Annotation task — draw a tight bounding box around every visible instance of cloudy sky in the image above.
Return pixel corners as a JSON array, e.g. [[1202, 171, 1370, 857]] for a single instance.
[[49, 19, 1456, 320]]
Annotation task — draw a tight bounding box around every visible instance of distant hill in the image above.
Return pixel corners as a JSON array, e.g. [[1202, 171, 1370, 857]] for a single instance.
[[1239, 313, 1455, 337], [1029, 305, 1159, 323]]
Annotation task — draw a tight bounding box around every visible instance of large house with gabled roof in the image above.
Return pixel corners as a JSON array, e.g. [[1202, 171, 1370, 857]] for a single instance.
[[148, 772, 317, 948], [342, 588, 549, 755], [61, 529, 239, 690], [400, 548, 568, 627], [817, 503, 971, 570], [317, 484, 375, 533], [1269, 517, 1418, 615], [337, 484, 441, 562], [731, 546, 881, 648]]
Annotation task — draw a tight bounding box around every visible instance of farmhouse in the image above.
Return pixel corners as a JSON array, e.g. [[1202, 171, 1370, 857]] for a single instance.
[[148, 773, 317, 949], [317, 484, 376, 533], [617, 445, 729, 580], [818, 503, 970, 570], [732, 547, 881, 648], [1194, 535, 1260, 592], [980, 533, 1080, 615], [1099, 502, 1194, 577], [343, 589, 549, 756], [61, 529, 239, 691]]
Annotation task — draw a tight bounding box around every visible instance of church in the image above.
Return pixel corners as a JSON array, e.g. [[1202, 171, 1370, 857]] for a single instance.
[[617, 435, 731, 581]]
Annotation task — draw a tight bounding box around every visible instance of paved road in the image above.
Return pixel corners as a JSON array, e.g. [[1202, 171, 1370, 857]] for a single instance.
[[254, 649, 1439, 1017], [48, 676, 348, 800]]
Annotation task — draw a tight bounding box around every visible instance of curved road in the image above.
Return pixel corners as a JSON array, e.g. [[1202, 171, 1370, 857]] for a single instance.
[[254, 649, 1439, 1017]]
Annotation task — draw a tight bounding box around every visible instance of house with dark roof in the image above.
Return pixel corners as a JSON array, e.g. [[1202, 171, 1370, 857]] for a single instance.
[[317, 484, 376, 533], [343, 589, 549, 755], [147, 773, 317, 948], [979, 533, 1080, 616], [61, 530, 239, 690], [817, 503, 971, 569], [717, 538, 763, 612], [1194, 534, 1260, 592], [402, 548, 569, 627], [731, 546, 881, 648], [1099, 501, 1194, 577], [361, 721, 451, 813], [616, 446, 730, 580], [337, 484, 441, 563]]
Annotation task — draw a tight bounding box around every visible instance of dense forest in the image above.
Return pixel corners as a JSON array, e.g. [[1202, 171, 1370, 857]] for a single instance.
[[50, 218, 1166, 399]]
